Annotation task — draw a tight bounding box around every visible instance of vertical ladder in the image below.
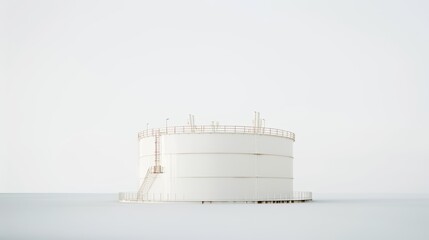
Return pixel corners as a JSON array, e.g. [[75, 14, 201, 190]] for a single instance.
[[152, 131, 163, 173]]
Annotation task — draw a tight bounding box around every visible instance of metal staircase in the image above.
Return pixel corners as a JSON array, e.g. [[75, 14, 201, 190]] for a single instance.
[[137, 131, 163, 200]]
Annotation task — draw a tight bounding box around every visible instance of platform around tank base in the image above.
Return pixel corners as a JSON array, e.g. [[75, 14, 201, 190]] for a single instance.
[[118, 191, 312, 204]]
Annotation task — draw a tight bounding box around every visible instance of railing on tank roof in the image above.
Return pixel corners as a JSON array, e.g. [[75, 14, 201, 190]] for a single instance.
[[138, 125, 295, 141]]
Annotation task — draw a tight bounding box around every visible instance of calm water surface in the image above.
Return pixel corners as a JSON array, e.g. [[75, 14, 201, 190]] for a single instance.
[[1, 193, 428, 240]]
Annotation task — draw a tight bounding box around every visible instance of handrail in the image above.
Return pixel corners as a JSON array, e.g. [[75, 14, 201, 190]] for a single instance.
[[138, 125, 295, 141], [119, 191, 312, 202]]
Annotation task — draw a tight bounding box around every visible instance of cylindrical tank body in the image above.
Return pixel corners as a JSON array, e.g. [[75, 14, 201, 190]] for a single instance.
[[139, 126, 294, 201]]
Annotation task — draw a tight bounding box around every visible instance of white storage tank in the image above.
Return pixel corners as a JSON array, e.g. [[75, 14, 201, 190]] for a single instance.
[[120, 113, 312, 203]]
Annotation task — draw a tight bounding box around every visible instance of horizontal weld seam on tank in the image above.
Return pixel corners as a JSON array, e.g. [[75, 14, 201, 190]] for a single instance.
[[174, 177, 294, 179], [139, 153, 294, 158]]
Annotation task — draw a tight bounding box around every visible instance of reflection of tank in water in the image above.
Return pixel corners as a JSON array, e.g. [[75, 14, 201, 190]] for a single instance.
[[119, 112, 312, 203]]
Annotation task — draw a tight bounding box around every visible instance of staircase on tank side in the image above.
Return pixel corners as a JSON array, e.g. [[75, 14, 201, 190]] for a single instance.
[[137, 131, 164, 200]]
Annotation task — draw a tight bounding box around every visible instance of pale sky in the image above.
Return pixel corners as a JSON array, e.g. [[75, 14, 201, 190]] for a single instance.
[[1, 0, 428, 193]]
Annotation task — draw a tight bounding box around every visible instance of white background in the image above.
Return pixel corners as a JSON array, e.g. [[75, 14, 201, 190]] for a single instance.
[[1, 0, 428, 193]]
